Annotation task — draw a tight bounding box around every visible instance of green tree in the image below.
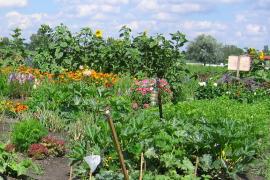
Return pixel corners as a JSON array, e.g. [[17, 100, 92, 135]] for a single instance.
[[187, 34, 224, 65], [29, 24, 53, 51], [11, 28, 27, 60], [221, 45, 243, 60], [0, 28, 27, 66]]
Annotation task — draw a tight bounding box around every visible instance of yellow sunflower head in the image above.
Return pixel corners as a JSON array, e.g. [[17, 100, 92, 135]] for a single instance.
[[95, 30, 103, 38], [259, 51, 265, 61]]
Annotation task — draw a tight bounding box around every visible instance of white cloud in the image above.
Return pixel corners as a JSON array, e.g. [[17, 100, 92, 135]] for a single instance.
[[137, 1, 204, 14], [205, 0, 243, 4], [76, 5, 98, 17], [154, 12, 174, 21], [170, 3, 203, 13], [105, 0, 129, 5], [121, 20, 158, 31], [182, 20, 227, 31], [235, 14, 247, 22], [92, 13, 108, 20], [246, 24, 266, 35], [0, 0, 27, 7], [236, 31, 242, 37], [137, 0, 159, 11], [76, 4, 120, 17], [5, 11, 47, 29]]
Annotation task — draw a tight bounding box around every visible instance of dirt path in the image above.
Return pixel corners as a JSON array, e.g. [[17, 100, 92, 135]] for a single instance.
[[29, 157, 70, 180]]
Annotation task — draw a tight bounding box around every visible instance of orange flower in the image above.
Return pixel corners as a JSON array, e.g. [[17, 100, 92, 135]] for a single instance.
[[14, 103, 28, 113]]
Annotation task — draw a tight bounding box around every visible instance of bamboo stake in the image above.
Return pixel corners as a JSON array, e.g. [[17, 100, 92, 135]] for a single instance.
[[105, 110, 129, 180]]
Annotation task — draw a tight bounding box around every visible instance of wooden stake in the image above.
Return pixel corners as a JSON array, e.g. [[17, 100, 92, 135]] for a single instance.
[[139, 153, 144, 180], [105, 110, 129, 180], [194, 156, 199, 176], [69, 166, 73, 180]]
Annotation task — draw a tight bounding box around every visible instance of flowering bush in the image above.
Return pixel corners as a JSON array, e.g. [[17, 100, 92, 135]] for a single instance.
[[8, 72, 35, 98], [41, 136, 65, 157], [28, 143, 48, 160], [4, 101, 28, 113], [132, 78, 172, 107], [195, 74, 270, 103]]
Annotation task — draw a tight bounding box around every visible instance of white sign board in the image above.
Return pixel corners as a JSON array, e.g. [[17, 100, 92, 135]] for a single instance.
[[228, 56, 251, 71]]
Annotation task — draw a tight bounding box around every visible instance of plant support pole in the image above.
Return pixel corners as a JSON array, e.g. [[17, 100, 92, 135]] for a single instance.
[[105, 110, 129, 180], [156, 78, 163, 119]]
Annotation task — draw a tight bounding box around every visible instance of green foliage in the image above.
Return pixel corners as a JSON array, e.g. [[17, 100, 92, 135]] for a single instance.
[[0, 28, 28, 67], [32, 24, 79, 72], [68, 98, 270, 178], [0, 73, 8, 97], [195, 79, 270, 103], [11, 119, 48, 152], [221, 45, 244, 60], [187, 34, 224, 65], [0, 143, 32, 177]]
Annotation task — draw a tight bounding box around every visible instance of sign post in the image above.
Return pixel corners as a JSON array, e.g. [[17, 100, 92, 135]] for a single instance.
[[228, 55, 251, 77]]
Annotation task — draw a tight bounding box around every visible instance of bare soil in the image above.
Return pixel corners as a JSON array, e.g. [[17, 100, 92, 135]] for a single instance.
[[28, 157, 70, 180]]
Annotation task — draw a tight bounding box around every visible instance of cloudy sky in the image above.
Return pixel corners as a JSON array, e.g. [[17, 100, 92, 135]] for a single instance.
[[0, 0, 269, 49]]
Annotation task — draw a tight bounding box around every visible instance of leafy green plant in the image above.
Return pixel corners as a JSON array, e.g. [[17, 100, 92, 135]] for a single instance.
[[0, 73, 8, 97], [0, 143, 32, 178], [11, 119, 48, 152], [68, 98, 270, 179]]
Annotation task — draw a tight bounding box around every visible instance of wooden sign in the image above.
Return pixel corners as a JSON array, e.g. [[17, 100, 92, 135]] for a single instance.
[[228, 56, 251, 71]]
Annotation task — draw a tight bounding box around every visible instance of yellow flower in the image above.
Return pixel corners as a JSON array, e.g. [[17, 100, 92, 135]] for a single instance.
[[259, 51, 265, 61], [95, 30, 103, 38]]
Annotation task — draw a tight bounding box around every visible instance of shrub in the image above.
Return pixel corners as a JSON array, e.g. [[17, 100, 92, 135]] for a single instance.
[[41, 136, 65, 157], [28, 143, 48, 160], [11, 119, 48, 152]]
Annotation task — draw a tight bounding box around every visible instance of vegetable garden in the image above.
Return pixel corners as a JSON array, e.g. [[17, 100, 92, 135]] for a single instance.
[[0, 24, 269, 180]]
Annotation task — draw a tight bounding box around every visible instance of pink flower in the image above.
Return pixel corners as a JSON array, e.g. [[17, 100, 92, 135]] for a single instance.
[[143, 103, 150, 109]]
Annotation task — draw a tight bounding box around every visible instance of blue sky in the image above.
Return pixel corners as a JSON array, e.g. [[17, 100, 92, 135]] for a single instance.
[[0, 0, 269, 49]]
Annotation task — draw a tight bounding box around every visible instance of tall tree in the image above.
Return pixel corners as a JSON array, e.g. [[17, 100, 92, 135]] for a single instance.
[[187, 34, 224, 65], [29, 24, 53, 50], [221, 45, 244, 60]]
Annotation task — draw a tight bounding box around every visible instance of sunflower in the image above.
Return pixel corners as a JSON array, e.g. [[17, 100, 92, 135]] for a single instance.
[[259, 51, 265, 61], [95, 30, 103, 38]]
